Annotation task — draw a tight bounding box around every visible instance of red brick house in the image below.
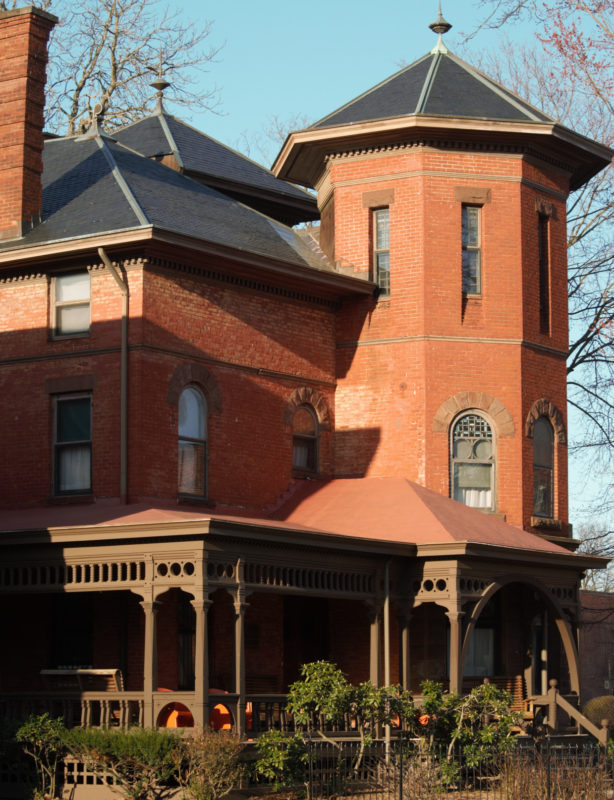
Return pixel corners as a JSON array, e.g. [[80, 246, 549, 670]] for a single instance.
[[0, 5, 611, 739]]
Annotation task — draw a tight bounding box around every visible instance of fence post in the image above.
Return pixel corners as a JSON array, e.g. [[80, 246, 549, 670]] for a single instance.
[[546, 737, 551, 800], [398, 736, 403, 800], [308, 735, 313, 800]]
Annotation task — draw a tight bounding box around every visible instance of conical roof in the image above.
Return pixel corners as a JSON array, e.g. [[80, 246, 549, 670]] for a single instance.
[[311, 50, 553, 129]]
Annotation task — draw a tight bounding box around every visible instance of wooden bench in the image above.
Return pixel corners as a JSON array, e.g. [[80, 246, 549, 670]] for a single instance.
[[40, 668, 124, 692]]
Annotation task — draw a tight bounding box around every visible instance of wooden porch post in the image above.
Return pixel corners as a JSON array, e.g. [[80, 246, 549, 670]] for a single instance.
[[140, 597, 160, 727], [233, 561, 248, 737], [398, 606, 412, 691], [368, 602, 382, 686], [191, 597, 212, 728], [447, 609, 464, 694]]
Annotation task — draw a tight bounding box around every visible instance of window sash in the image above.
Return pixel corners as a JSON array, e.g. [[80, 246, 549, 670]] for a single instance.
[[178, 439, 206, 496], [373, 208, 390, 296], [53, 273, 91, 336], [54, 395, 92, 494], [462, 205, 481, 295]]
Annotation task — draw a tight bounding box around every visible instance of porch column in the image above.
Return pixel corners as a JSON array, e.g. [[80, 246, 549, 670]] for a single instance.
[[140, 597, 161, 727], [398, 606, 412, 691], [447, 609, 465, 694], [367, 601, 382, 686], [191, 596, 212, 728], [233, 561, 249, 737]]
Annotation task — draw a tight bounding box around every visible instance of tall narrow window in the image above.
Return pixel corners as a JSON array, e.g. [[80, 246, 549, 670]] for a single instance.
[[451, 413, 494, 510], [538, 214, 550, 334], [373, 208, 390, 297], [178, 387, 207, 496], [293, 405, 318, 472], [533, 416, 554, 517], [54, 394, 92, 494], [462, 205, 481, 295], [53, 272, 91, 336]]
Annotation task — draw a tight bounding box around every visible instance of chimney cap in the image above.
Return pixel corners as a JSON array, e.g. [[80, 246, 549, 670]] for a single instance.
[[0, 6, 58, 25]]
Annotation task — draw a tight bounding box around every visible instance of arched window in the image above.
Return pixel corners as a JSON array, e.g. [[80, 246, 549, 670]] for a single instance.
[[293, 405, 318, 472], [178, 386, 207, 496], [533, 416, 554, 517], [451, 413, 494, 510]]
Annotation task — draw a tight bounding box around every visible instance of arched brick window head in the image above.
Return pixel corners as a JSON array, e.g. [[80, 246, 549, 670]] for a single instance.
[[451, 413, 495, 510], [533, 417, 554, 518], [293, 405, 318, 473], [178, 386, 207, 496]]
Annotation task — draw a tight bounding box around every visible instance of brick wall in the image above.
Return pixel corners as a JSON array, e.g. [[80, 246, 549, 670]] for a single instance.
[[0, 8, 55, 240]]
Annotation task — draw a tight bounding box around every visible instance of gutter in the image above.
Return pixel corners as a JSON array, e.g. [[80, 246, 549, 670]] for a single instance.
[[98, 247, 129, 502]]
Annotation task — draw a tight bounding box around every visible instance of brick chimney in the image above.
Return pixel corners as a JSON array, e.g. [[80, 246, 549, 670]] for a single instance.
[[0, 6, 57, 241]]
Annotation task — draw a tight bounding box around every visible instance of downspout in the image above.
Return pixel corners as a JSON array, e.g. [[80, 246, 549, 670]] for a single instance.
[[384, 560, 391, 759], [98, 247, 128, 502]]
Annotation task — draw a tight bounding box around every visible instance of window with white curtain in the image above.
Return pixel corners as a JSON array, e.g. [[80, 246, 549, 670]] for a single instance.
[[178, 386, 207, 496], [52, 272, 90, 336], [54, 394, 92, 494], [451, 412, 494, 510]]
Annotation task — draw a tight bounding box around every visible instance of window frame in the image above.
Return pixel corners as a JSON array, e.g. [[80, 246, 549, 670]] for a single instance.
[[177, 385, 208, 499], [533, 416, 554, 518], [372, 207, 391, 298], [450, 411, 495, 511], [51, 271, 91, 339], [53, 392, 93, 496], [292, 404, 319, 474], [538, 213, 551, 334], [462, 204, 482, 296]]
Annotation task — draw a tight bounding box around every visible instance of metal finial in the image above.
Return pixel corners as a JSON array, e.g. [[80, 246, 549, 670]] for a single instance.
[[151, 69, 170, 113], [429, 1, 452, 54], [77, 101, 105, 139]]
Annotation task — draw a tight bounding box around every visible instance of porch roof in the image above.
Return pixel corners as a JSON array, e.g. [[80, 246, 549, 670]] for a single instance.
[[0, 478, 573, 557], [270, 477, 573, 555]]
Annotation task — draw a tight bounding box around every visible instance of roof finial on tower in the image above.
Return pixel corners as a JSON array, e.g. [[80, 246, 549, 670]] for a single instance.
[[429, 1, 452, 54], [150, 66, 170, 114]]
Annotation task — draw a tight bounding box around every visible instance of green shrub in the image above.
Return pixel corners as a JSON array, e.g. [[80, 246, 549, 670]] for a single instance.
[[16, 713, 68, 800], [253, 730, 307, 791], [66, 726, 180, 800], [582, 695, 614, 728]]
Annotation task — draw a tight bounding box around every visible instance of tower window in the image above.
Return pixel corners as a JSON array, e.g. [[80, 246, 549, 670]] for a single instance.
[[52, 272, 90, 337], [462, 205, 481, 295], [451, 413, 494, 510], [538, 214, 551, 334], [372, 208, 390, 297], [293, 405, 318, 472], [178, 386, 207, 496], [54, 394, 92, 494], [533, 416, 554, 517]]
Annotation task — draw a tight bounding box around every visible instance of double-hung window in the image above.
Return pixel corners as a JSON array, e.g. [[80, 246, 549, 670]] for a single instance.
[[462, 205, 481, 295], [451, 413, 494, 510], [54, 394, 92, 494], [373, 208, 390, 297], [533, 416, 554, 518], [178, 386, 207, 496], [292, 405, 318, 473], [52, 272, 91, 337]]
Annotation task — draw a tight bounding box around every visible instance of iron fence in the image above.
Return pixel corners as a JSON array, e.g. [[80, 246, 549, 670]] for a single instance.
[[297, 738, 614, 800]]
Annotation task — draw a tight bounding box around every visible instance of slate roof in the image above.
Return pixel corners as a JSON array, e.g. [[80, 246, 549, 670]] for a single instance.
[[0, 131, 336, 277], [114, 112, 318, 223], [312, 50, 553, 129]]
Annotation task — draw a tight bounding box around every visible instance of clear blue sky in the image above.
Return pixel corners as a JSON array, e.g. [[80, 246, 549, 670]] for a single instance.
[[169, 0, 607, 528]]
